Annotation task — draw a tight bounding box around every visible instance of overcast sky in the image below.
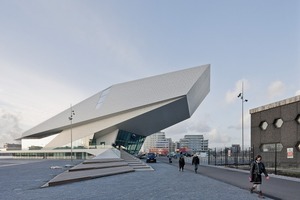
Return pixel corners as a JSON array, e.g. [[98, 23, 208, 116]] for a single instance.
[[0, 0, 299, 148]]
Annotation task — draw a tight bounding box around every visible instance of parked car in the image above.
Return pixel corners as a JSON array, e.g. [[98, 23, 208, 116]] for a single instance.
[[146, 153, 156, 163]]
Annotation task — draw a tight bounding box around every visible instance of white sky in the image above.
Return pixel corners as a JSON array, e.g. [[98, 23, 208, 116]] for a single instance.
[[0, 0, 299, 148]]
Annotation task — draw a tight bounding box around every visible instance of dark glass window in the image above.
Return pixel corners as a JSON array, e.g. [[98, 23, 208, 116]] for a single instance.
[[115, 130, 146, 155]]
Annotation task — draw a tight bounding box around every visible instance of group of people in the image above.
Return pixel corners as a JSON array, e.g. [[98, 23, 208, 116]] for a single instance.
[[177, 152, 200, 173], [175, 153, 269, 199]]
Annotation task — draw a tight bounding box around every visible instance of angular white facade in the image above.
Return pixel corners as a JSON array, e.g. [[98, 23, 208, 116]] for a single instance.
[[20, 64, 210, 154]]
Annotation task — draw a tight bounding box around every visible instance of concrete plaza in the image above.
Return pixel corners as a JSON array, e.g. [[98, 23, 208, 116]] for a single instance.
[[0, 158, 271, 200]]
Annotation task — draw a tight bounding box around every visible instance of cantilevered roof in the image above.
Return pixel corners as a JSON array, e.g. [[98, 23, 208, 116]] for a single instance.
[[20, 64, 210, 139]]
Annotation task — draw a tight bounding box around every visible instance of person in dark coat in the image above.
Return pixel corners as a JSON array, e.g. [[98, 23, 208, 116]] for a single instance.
[[178, 153, 185, 171], [168, 155, 172, 163], [249, 155, 269, 198], [192, 154, 200, 173]]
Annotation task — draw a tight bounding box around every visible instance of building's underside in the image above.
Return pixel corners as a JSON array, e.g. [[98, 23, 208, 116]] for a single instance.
[[19, 64, 210, 155]]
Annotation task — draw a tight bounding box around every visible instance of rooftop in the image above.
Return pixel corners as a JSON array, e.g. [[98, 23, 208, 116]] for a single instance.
[[250, 95, 300, 114]]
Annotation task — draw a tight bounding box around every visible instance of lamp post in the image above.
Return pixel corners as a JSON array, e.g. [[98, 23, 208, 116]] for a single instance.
[[237, 82, 247, 165], [68, 104, 75, 162]]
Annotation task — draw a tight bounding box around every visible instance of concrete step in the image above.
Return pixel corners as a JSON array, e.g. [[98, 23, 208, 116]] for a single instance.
[[45, 166, 134, 187], [128, 163, 147, 166], [69, 161, 129, 171], [43, 150, 154, 187], [120, 150, 154, 171], [132, 166, 152, 169], [83, 158, 124, 164]]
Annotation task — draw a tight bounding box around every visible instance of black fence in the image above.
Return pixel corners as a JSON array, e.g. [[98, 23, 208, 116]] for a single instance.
[[203, 146, 300, 178], [205, 147, 253, 167]]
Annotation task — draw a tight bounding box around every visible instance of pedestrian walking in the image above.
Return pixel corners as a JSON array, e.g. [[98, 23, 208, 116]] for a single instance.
[[192, 154, 200, 173], [178, 153, 185, 171], [249, 155, 269, 198], [168, 155, 172, 163]]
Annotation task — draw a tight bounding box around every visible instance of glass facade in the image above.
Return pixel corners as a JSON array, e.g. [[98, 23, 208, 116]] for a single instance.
[[11, 152, 93, 159], [115, 130, 146, 155]]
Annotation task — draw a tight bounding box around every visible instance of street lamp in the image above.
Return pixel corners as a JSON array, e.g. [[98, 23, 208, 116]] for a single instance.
[[68, 104, 75, 162], [237, 82, 248, 165]]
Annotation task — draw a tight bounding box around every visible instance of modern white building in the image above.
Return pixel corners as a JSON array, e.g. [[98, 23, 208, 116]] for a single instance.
[[180, 135, 208, 153], [142, 132, 171, 154], [11, 64, 210, 159]]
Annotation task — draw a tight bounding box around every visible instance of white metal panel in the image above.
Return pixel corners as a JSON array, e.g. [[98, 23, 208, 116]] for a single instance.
[[21, 64, 210, 140]]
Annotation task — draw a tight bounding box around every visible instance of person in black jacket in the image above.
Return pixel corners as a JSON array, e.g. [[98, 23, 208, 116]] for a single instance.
[[249, 155, 269, 198], [192, 154, 200, 173], [178, 152, 185, 171]]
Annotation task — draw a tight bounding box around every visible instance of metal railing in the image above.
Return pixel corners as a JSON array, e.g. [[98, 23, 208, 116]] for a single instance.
[[202, 146, 300, 178]]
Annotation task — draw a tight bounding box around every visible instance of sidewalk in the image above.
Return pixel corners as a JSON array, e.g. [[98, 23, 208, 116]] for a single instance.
[[1, 158, 269, 200], [159, 157, 300, 200]]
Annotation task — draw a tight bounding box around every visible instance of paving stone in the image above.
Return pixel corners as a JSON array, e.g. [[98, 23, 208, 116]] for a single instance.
[[0, 159, 270, 200]]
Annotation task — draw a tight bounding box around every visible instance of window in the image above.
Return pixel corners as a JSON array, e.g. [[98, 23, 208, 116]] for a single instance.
[[260, 143, 283, 152], [96, 87, 111, 109], [259, 121, 268, 130], [115, 130, 146, 155], [274, 118, 284, 128], [295, 114, 300, 124], [296, 141, 300, 152]]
